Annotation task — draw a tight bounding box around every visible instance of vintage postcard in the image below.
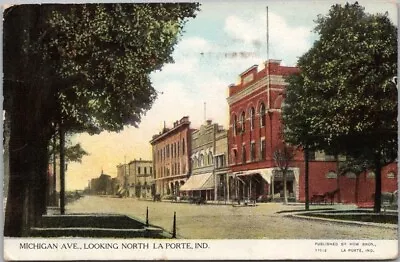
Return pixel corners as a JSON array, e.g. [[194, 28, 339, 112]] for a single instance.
[[2, 0, 399, 261]]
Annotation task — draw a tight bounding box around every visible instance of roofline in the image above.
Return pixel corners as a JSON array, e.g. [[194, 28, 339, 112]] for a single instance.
[[150, 121, 191, 144], [239, 64, 258, 76]]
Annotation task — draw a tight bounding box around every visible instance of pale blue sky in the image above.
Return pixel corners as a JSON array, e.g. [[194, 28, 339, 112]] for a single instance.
[[67, 0, 398, 190]]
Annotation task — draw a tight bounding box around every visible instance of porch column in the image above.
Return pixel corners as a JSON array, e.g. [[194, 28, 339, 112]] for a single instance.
[[249, 179, 252, 201], [226, 174, 230, 202], [271, 175, 274, 200], [214, 173, 217, 201]]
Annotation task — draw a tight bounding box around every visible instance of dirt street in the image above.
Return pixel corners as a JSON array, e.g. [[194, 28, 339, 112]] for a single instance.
[[66, 196, 397, 239]]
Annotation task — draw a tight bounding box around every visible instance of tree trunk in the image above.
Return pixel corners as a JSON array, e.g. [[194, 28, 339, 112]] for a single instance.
[[304, 148, 310, 210], [373, 154, 382, 213], [60, 124, 66, 215], [4, 5, 56, 236], [335, 155, 341, 203], [283, 170, 288, 204], [4, 88, 51, 236], [355, 174, 359, 204]]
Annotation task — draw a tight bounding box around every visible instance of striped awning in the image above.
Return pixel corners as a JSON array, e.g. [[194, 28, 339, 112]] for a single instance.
[[180, 173, 214, 191]]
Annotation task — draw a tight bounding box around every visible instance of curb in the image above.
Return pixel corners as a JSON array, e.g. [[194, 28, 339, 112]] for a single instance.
[[287, 213, 398, 229]]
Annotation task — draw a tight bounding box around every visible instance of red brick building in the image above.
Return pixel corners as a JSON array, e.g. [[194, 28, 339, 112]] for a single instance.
[[227, 59, 397, 204], [150, 116, 194, 197]]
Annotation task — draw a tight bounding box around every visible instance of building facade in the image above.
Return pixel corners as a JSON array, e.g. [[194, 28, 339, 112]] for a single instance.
[[214, 128, 229, 202], [227, 60, 301, 202], [180, 120, 226, 201], [89, 171, 114, 195], [227, 59, 398, 204], [127, 159, 153, 199], [150, 116, 193, 197]]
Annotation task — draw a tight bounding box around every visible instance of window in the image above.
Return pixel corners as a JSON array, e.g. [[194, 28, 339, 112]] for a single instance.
[[345, 172, 356, 179], [387, 172, 396, 179], [250, 142, 256, 161], [138, 167, 141, 174], [178, 164, 180, 174], [240, 111, 246, 133], [174, 143, 177, 158], [249, 107, 255, 130], [182, 139, 185, 154], [367, 171, 375, 178], [150, 167, 152, 174], [259, 103, 266, 127], [325, 171, 337, 179], [199, 154, 204, 166], [242, 145, 246, 163], [208, 153, 213, 165], [260, 139, 266, 160], [144, 167, 147, 174], [232, 149, 238, 165], [232, 115, 237, 136], [178, 142, 180, 156]]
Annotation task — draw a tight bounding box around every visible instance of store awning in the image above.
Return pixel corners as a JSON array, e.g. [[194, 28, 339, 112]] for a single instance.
[[234, 167, 300, 184], [235, 168, 273, 184], [180, 173, 214, 191]]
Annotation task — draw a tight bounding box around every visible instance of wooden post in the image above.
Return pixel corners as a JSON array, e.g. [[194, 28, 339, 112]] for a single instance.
[[146, 206, 149, 226], [172, 212, 176, 238]]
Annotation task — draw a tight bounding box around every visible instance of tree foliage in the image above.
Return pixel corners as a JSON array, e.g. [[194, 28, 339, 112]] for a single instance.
[[3, 3, 199, 236], [5, 3, 200, 134], [282, 2, 397, 212]]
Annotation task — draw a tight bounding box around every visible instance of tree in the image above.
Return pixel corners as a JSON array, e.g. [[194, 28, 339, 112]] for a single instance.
[[4, 3, 199, 236], [283, 74, 316, 210], [282, 3, 397, 213], [273, 143, 295, 204]]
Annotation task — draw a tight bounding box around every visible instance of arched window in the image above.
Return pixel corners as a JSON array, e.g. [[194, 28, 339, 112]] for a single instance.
[[232, 149, 238, 164], [240, 111, 246, 133], [242, 145, 246, 163], [232, 115, 237, 136], [259, 103, 266, 127], [199, 154, 204, 167], [208, 152, 213, 165], [325, 171, 337, 179], [387, 172, 396, 179], [249, 107, 255, 130]]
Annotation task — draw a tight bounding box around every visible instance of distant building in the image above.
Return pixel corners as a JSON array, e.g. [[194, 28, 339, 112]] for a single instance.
[[127, 159, 153, 199], [89, 171, 114, 195], [150, 116, 193, 197]]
